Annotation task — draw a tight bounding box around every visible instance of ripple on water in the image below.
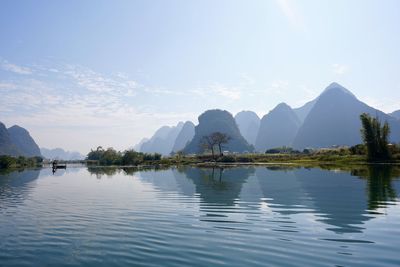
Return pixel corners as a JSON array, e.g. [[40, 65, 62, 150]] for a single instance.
[[0, 167, 400, 267]]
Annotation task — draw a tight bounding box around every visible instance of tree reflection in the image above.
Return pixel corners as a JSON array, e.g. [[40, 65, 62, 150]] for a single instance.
[[0, 169, 40, 209], [87, 167, 119, 178], [184, 167, 253, 206], [363, 165, 398, 210]]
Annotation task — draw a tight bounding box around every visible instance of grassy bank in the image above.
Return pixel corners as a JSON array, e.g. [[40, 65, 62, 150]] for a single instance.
[[85, 152, 400, 170], [2, 146, 400, 173], [85, 143, 400, 168]]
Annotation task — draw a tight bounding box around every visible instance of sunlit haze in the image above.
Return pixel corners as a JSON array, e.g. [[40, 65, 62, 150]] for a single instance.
[[1, 0, 400, 154]]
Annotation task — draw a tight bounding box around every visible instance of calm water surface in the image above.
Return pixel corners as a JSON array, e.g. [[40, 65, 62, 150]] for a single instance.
[[1, 165, 400, 266]]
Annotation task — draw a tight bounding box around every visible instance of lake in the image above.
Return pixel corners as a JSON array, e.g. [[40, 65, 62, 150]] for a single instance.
[[1, 165, 400, 266]]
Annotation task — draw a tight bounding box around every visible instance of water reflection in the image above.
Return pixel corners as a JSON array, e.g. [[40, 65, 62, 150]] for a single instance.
[[183, 167, 253, 206], [0, 169, 40, 209], [87, 166, 120, 178], [87, 166, 171, 179], [294, 168, 370, 233], [255, 167, 310, 214], [1, 165, 400, 266], [132, 165, 400, 234], [354, 165, 399, 211]]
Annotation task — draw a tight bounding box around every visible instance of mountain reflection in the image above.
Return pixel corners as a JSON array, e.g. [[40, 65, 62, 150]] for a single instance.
[[258, 166, 399, 233], [87, 165, 400, 234], [183, 167, 254, 206], [0, 169, 40, 209], [255, 167, 311, 214], [293, 168, 370, 233], [139, 166, 254, 207]]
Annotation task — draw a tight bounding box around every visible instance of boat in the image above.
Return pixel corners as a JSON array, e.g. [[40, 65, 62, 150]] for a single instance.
[[52, 161, 67, 171]]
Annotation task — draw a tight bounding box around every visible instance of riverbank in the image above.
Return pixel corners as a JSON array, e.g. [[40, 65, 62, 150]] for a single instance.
[[2, 152, 400, 173], [160, 153, 399, 166], [85, 153, 400, 171]]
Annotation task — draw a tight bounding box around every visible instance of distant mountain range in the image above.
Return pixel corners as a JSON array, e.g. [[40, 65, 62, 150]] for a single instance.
[[133, 138, 149, 151], [40, 148, 85, 160], [293, 99, 316, 123], [135, 82, 400, 154], [3, 82, 399, 159], [139, 122, 185, 155], [0, 122, 41, 157], [0, 121, 85, 160], [172, 121, 195, 153], [234, 111, 260, 146], [255, 103, 300, 151], [390, 110, 400, 120], [293, 83, 400, 149]]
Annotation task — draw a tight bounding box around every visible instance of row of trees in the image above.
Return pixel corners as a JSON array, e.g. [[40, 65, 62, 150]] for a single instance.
[[87, 146, 161, 166], [0, 155, 43, 169]]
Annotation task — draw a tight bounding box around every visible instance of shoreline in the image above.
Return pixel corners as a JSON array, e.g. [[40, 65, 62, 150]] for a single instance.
[[2, 155, 400, 173]]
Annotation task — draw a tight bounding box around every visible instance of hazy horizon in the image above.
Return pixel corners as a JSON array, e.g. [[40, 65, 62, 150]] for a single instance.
[[1, 0, 400, 154]]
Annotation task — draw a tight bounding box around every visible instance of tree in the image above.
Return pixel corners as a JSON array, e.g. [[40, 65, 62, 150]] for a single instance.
[[174, 150, 184, 163], [200, 135, 217, 158], [199, 132, 231, 158], [101, 148, 122, 165], [87, 146, 105, 161], [360, 113, 391, 161], [122, 149, 143, 165], [211, 132, 231, 156]]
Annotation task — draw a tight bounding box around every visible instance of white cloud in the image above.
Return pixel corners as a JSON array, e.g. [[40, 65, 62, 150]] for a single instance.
[[269, 80, 289, 94], [332, 64, 350, 75], [1, 61, 33, 75], [0, 82, 17, 90], [62, 65, 138, 97], [211, 84, 241, 100], [188, 88, 207, 97], [240, 73, 256, 85], [190, 83, 242, 100], [0, 62, 198, 153], [275, 0, 307, 32], [143, 87, 186, 96], [48, 68, 59, 73]]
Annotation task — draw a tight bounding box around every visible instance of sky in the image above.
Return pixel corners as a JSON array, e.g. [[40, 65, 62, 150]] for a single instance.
[[1, 0, 400, 154]]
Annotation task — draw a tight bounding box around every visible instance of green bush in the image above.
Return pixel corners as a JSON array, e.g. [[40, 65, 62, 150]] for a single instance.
[[0, 156, 16, 169], [0, 155, 43, 169], [235, 156, 254, 162], [122, 150, 144, 165], [217, 155, 236, 162], [349, 144, 366, 155]]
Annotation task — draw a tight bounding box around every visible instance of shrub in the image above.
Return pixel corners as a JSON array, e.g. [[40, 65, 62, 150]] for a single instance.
[[349, 144, 366, 155], [217, 155, 236, 162], [0, 156, 16, 169]]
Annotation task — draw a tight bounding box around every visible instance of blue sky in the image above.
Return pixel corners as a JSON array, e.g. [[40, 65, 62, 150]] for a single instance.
[[1, 0, 400, 154]]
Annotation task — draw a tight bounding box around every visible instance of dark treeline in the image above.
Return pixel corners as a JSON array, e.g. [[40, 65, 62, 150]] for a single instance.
[[0, 155, 43, 169], [86, 146, 162, 166]]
